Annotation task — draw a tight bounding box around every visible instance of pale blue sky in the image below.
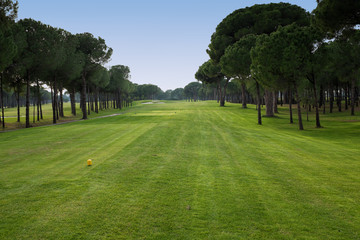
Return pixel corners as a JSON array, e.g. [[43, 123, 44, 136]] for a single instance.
[[17, 0, 317, 91]]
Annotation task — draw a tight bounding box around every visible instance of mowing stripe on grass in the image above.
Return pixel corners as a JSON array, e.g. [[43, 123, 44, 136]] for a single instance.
[[0, 101, 359, 239]]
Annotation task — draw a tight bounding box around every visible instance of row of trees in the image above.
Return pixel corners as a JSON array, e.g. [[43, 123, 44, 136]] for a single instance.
[[0, 1, 141, 129], [1, 1, 223, 129], [195, 1, 360, 130]]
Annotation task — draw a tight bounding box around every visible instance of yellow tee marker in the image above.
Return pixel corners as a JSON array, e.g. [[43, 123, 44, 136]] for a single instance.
[[87, 159, 92, 166]]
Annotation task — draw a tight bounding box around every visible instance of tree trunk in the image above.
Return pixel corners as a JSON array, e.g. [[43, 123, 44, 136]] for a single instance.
[[344, 85, 348, 110], [33, 97, 35, 123], [220, 78, 230, 107], [323, 88, 326, 114], [91, 93, 94, 112], [307, 104, 309, 121], [294, 83, 304, 130], [26, 73, 30, 128], [40, 100, 43, 120], [95, 87, 99, 114], [52, 77, 57, 124], [273, 91, 278, 114], [81, 73, 87, 120], [289, 88, 293, 124], [87, 86, 91, 116], [330, 87, 334, 113], [1, 73, 4, 128], [351, 78, 356, 116], [336, 86, 342, 112], [319, 85, 323, 108], [36, 80, 40, 121], [59, 82, 64, 117], [98, 92, 101, 110], [70, 88, 76, 116], [118, 91, 122, 109], [264, 89, 274, 117], [106, 94, 109, 109], [310, 74, 321, 128], [241, 82, 247, 108], [16, 88, 20, 122], [56, 96, 59, 120], [256, 81, 262, 125]]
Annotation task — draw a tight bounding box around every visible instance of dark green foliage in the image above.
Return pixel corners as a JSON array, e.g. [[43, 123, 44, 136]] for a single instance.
[[17, 19, 46, 73], [170, 88, 184, 100], [17, 19, 48, 127], [0, 0, 18, 72], [0, 4, 139, 129], [109, 65, 130, 91], [251, 24, 314, 90], [184, 82, 201, 101], [59, 32, 84, 90], [195, 60, 229, 106], [134, 84, 162, 100], [76, 33, 112, 119], [195, 60, 222, 84], [313, 0, 360, 31], [0, 0, 18, 25], [207, 3, 309, 63], [0, 25, 16, 72], [76, 33, 113, 71], [251, 24, 317, 129], [328, 30, 360, 115], [220, 34, 257, 78]]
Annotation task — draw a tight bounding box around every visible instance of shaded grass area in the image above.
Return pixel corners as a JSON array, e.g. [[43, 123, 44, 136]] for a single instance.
[[0, 101, 359, 239], [1, 101, 139, 131]]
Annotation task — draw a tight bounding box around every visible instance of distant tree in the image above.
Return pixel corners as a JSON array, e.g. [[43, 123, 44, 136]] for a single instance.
[[184, 82, 201, 102], [226, 80, 242, 103], [195, 60, 228, 106], [95, 67, 110, 113], [109, 65, 130, 108], [159, 89, 172, 100], [171, 88, 184, 100]]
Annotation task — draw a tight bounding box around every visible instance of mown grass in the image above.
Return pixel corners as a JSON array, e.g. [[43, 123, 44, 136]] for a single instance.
[[0, 101, 359, 239], [1, 101, 139, 131]]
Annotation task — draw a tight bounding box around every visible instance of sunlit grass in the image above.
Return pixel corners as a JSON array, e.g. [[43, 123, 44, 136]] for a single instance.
[[0, 101, 359, 239]]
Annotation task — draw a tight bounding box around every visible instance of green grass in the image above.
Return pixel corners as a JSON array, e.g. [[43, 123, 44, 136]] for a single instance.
[[1, 101, 139, 130], [0, 101, 359, 239]]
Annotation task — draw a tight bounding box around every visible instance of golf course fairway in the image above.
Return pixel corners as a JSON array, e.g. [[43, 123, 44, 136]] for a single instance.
[[0, 101, 359, 239]]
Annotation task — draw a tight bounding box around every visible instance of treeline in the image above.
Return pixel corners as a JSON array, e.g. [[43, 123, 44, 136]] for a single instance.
[[0, 2, 170, 129], [195, 1, 360, 130]]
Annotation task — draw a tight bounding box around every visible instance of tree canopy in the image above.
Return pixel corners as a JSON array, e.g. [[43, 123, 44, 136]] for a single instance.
[[313, 0, 360, 32], [207, 2, 309, 63]]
